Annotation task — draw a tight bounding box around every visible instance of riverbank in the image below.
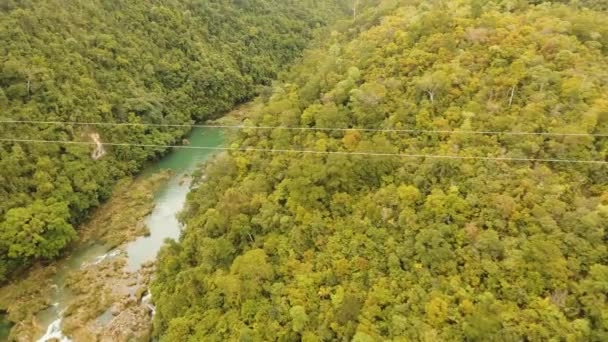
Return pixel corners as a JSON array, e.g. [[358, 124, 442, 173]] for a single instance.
[[59, 255, 155, 341], [0, 127, 224, 340], [0, 171, 170, 341]]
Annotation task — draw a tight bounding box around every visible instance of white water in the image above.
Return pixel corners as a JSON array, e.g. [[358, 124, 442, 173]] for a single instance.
[[37, 317, 71, 342], [82, 249, 121, 268], [35, 243, 109, 341], [141, 290, 156, 316]]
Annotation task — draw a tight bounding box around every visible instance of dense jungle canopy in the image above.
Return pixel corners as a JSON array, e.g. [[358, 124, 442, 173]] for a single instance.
[[1, 0, 607, 340], [150, 0, 608, 340], [0, 0, 349, 280]]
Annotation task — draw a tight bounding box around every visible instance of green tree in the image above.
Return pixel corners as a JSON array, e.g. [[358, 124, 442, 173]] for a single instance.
[[0, 199, 75, 259], [290, 305, 309, 332]]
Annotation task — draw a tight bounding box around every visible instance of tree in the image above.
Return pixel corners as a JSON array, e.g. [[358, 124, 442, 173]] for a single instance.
[[415, 71, 450, 104], [350, 82, 387, 126], [290, 305, 309, 332], [0, 199, 75, 259]]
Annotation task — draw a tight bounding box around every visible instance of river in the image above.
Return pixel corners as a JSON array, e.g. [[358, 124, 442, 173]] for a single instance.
[[33, 127, 223, 341]]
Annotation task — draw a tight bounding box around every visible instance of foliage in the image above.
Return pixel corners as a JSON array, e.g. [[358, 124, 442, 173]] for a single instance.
[[0, 0, 346, 280], [0, 199, 74, 259], [153, 1, 608, 340]]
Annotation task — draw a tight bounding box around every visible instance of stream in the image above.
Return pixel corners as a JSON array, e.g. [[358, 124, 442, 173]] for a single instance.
[[34, 127, 223, 341]]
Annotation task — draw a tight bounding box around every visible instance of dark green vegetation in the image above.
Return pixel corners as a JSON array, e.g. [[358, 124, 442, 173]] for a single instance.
[[0, 0, 347, 281], [153, 0, 608, 340]]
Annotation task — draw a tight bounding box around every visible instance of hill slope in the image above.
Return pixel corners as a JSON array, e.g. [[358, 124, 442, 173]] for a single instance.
[[0, 0, 347, 280], [152, 1, 608, 340]]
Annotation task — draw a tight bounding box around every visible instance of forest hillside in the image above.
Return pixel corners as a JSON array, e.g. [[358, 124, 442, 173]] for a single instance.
[[0, 0, 348, 280], [152, 0, 608, 340]]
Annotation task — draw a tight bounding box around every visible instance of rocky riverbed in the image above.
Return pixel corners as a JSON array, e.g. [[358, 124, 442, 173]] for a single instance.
[[0, 171, 170, 341], [60, 255, 156, 341], [0, 127, 224, 341]]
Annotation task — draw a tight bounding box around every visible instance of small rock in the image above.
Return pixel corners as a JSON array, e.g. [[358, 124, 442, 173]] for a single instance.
[[110, 304, 121, 316]]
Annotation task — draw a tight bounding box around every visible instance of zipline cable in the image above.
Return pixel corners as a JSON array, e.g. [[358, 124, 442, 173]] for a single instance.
[[1, 119, 606, 137], [1, 138, 606, 165]]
